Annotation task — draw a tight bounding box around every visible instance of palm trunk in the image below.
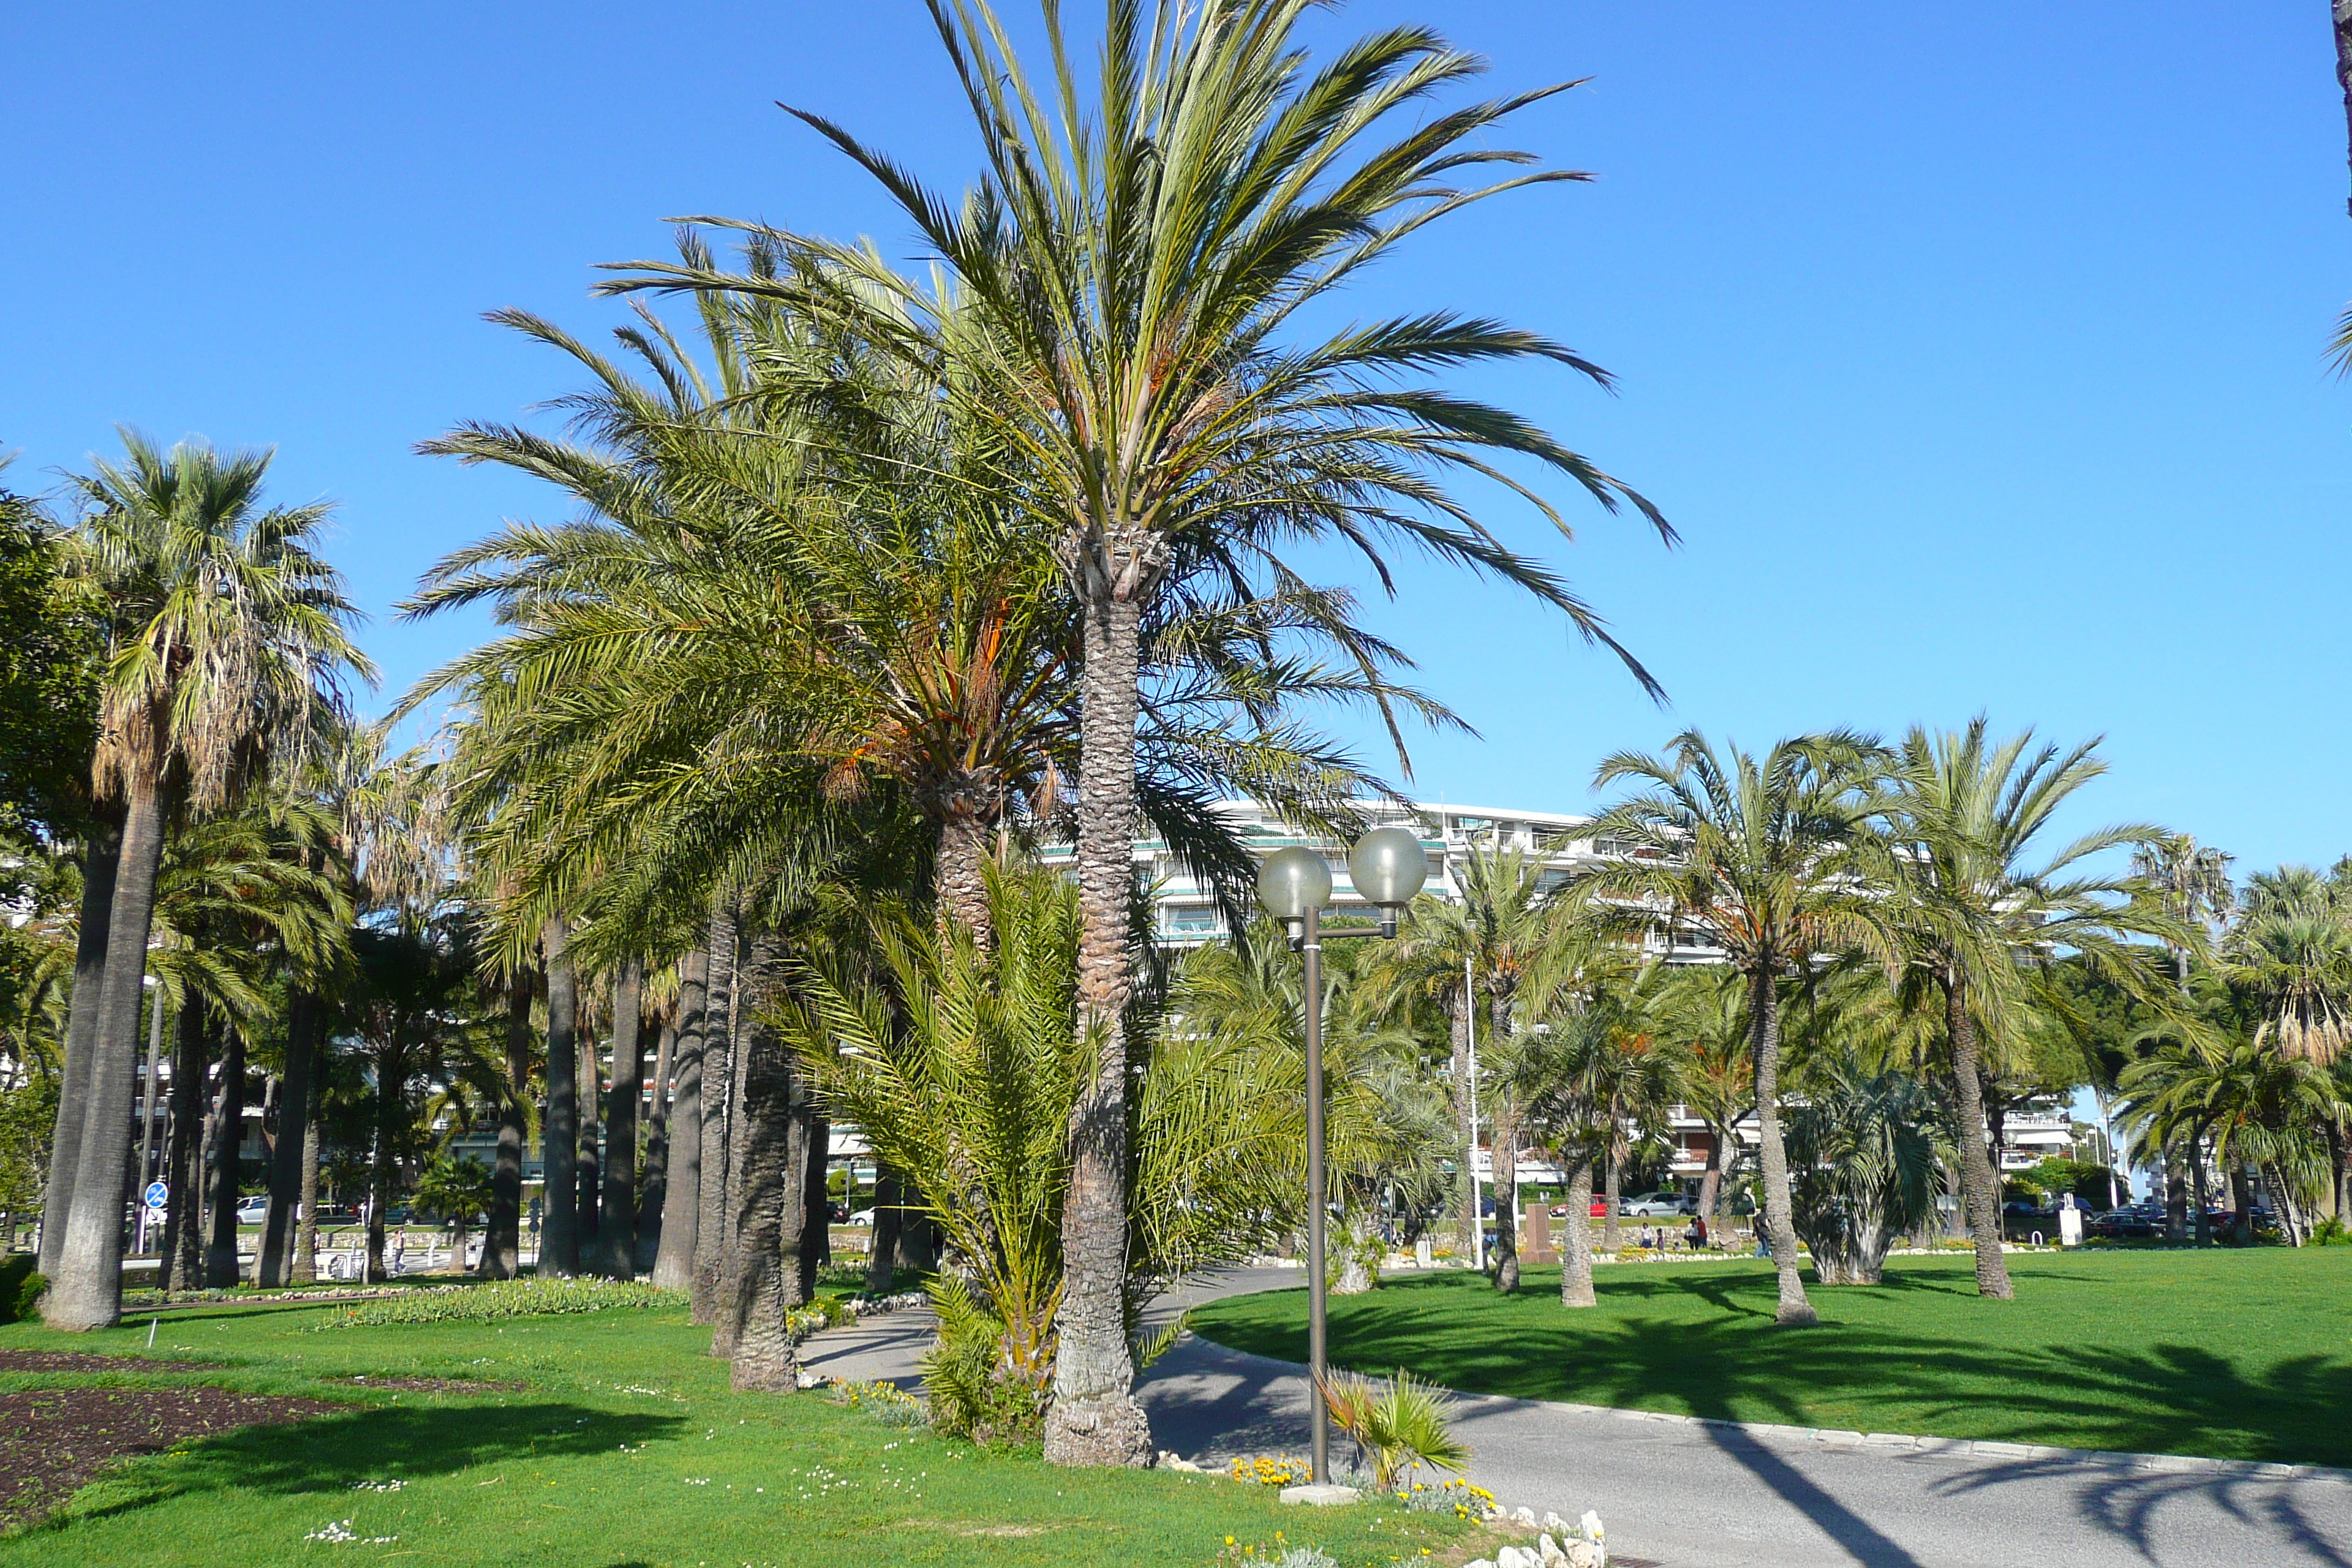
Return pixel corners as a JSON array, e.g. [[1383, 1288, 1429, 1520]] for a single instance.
[[45, 780, 167, 1330], [1747, 968, 1816, 1326], [1491, 1100, 1520, 1293], [292, 1095, 321, 1284], [654, 949, 708, 1292], [1697, 1130, 1725, 1236], [723, 995, 807, 1391], [577, 1025, 602, 1254], [39, 816, 120, 1280], [540, 917, 580, 1276], [366, 1088, 398, 1283], [258, 992, 314, 1286], [1602, 1134, 1624, 1251], [600, 957, 644, 1278], [712, 929, 772, 1358], [638, 1015, 676, 1275], [800, 1113, 832, 1300], [2190, 1127, 2212, 1247], [2228, 1162, 2253, 1245], [1559, 1156, 1597, 1308], [2163, 1139, 2188, 1242], [161, 1000, 208, 1293], [693, 908, 737, 1322], [1944, 977, 2013, 1298], [203, 1025, 248, 1286], [936, 811, 995, 947], [864, 1166, 905, 1293], [484, 973, 532, 1279], [1046, 589, 1153, 1468]]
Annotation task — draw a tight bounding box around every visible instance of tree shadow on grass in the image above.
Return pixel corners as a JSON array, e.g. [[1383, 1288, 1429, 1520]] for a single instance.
[[1194, 1272, 2352, 1467], [56, 1401, 683, 1527]]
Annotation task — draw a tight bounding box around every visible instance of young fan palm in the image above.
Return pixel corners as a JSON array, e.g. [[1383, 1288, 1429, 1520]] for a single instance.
[[1874, 720, 2185, 1300], [44, 434, 369, 1330], [604, 0, 1671, 1460], [1577, 732, 1886, 1327]]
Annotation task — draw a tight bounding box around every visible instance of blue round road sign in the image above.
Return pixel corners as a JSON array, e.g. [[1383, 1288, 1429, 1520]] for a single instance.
[[143, 1180, 169, 1210]]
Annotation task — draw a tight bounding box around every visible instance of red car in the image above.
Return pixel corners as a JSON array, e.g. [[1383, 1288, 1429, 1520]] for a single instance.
[[1548, 1199, 1612, 1218]]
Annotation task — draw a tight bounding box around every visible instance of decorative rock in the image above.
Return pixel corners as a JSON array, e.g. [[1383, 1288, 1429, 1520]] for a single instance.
[[1542, 1512, 1572, 1535], [1156, 1452, 1205, 1474], [1512, 1507, 1539, 1527], [1538, 1532, 1569, 1567], [1564, 1541, 1605, 1568], [1495, 1548, 1536, 1568], [1278, 1483, 1362, 1507]]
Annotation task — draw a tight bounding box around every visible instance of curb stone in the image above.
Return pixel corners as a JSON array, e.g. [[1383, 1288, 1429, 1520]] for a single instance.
[[1527, 1398, 2351, 1484]]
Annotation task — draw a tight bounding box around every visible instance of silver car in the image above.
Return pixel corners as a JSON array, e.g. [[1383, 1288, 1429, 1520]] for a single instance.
[[1619, 1191, 1693, 1218]]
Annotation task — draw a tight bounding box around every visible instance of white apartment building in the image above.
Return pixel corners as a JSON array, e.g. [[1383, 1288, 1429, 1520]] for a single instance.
[[1047, 796, 2081, 1181]]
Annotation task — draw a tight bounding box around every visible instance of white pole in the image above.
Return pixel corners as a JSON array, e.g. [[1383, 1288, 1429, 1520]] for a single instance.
[[1467, 952, 1483, 1273], [2096, 1091, 2122, 1207]]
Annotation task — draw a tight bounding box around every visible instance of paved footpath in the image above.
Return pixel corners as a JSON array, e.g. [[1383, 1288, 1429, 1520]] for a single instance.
[[800, 1267, 2352, 1568]]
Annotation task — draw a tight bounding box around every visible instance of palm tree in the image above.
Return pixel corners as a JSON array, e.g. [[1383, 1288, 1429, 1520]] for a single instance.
[[1577, 732, 1887, 1327], [603, 0, 1670, 1460], [1362, 843, 1566, 1292], [1784, 1055, 1944, 1285], [1655, 966, 1752, 1234], [43, 434, 368, 1330], [1874, 720, 2182, 1300]]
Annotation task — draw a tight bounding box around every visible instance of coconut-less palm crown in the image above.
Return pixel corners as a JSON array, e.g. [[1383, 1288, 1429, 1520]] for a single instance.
[[43, 433, 369, 1331], [1872, 720, 2184, 1300], [1576, 731, 1889, 1327]]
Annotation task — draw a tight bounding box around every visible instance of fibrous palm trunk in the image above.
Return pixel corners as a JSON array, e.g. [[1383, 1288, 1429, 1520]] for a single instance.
[[799, 1114, 830, 1300], [258, 992, 315, 1286], [600, 957, 644, 1278], [1490, 1101, 1520, 1293], [2190, 1128, 2212, 1247], [935, 810, 995, 948], [2163, 1140, 2189, 1242], [39, 817, 120, 1280], [2228, 1163, 2253, 1245], [723, 1001, 807, 1391], [577, 1026, 602, 1254], [1747, 968, 1816, 1326], [160, 1000, 208, 1293], [291, 1101, 321, 1284], [1602, 1135, 1624, 1251], [1944, 978, 2013, 1299], [638, 1017, 676, 1275], [654, 949, 708, 1292], [203, 1024, 248, 1286], [692, 910, 737, 1322], [483, 973, 532, 1279], [1045, 591, 1153, 1468], [540, 917, 580, 1277], [45, 780, 169, 1330], [365, 1088, 399, 1283], [1697, 1128, 1726, 1237], [864, 1166, 905, 1293], [712, 929, 771, 1358], [1560, 1156, 1597, 1308]]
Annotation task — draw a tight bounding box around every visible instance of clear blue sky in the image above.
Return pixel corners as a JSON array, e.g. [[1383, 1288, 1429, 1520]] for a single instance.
[[5, 2, 2347, 875]]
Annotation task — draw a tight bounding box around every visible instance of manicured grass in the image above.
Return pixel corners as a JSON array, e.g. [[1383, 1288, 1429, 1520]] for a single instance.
[[1, 1297, 1481, 1567], [1191, 1248, 2352, 1468]]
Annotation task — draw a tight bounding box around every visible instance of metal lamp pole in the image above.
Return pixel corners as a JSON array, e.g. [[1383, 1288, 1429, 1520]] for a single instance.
[[1257, 827, 1428, 1486]]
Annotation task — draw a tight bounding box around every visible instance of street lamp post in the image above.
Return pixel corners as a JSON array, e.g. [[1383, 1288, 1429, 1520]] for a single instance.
[[1256, 825, 1428, 1485]]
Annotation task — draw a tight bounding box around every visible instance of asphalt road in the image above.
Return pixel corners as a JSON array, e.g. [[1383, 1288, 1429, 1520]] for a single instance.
[[799, 1266, 2352, 1568]]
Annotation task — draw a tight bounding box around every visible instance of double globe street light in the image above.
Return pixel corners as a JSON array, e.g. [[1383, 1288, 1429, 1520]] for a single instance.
[[1254, 824, 1429, 1486]]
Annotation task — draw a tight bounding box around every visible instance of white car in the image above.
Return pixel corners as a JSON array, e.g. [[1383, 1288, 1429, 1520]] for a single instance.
[[235, 1196, 270, 1225], [1619, 1191, 1693, 1218]]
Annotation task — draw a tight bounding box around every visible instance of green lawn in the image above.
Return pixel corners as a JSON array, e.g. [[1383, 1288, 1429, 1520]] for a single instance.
[[1190, 1249, 2352, 1468], [0, 1297, 1480, 1568]]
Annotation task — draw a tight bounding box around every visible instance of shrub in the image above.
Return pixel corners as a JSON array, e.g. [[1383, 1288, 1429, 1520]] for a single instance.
[[1317, 1368, 1469, 1493], [0, 1255, 43, 1324], [309, 1278, 678, 1329], [920, 1277, 1044, 1447], [829, 1379, 928, 1428]]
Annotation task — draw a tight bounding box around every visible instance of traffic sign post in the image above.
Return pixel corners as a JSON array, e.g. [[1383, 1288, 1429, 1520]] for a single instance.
[[144, 1180, 169, 1210]]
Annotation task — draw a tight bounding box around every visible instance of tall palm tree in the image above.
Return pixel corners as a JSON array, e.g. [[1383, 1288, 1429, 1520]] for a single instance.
[[1577, 732, 1886, 1327], [1362, 843, 1566, 1291], [1874, 721, 2182, 1300], [44, 434, 368, 1330], [604, 0, 1670, 1460]]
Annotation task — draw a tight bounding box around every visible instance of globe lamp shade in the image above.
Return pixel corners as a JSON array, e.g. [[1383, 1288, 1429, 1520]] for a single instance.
[[1257, 846, 1333, 922], [1348, 826, 1429, 909]]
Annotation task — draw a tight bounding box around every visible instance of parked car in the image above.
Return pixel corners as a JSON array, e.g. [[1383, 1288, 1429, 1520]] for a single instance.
[[2087, 1207, 2160, 1239], [1620, 1192, 1693, 1218], [848, 1209, 878, 1226], [234, 1196, 270, 1226]]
